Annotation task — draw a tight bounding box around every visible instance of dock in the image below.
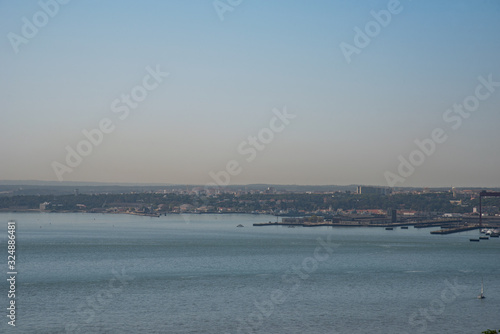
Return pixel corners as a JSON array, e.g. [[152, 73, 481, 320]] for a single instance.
[[253, 219, 490, 236], [429, 226, 479, 235], [253, 222, 281, 226], [253, 218, 462, 229]]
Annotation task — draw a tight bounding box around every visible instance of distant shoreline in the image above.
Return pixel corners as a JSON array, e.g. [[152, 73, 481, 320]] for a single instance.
[[0, 209, 272, 217]]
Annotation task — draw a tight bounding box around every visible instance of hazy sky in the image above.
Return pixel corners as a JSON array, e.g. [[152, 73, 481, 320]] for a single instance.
[[1, 0, 499, 187]]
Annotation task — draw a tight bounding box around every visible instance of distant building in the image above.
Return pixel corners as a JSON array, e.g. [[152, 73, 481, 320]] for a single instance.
[[282, 216, 325, 224], [357, 186, 392, 195], [265, 187, 276, 194], [474, 206, 499, 215], [179, 204, 194, 212], [387, 209, 397, 223], [357, 209, 386, 215], [443, 213, 462, 218], [39, 202, 51, 210]]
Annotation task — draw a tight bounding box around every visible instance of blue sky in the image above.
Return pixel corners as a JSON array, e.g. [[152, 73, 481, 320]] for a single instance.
[[1, 0, 499, 187]]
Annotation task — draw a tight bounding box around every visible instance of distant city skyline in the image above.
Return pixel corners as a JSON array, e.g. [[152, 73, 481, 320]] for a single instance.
[[2, 0, 500, 188]]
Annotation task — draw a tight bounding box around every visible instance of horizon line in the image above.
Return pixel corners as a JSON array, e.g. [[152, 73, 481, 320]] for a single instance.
[[0, 179, 499, 190]]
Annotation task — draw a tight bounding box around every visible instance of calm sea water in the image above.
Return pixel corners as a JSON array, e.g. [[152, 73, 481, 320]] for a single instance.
[[1, 212, 499, 334]]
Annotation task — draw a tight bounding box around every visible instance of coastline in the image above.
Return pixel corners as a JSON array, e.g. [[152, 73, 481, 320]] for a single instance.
[[3, 210, 499, 234], [0, 208, 267, 217]]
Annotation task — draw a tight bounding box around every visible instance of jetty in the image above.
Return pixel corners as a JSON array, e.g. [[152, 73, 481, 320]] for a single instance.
[[429, 225, 479, 235], [253, 218, 462, 229], [253, 218, 500, 236]]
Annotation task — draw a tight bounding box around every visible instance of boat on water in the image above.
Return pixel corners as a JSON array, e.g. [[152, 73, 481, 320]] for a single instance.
[[385, 227, 393, 230], [236, 224, 244, 227], [401, 226, 409, 229], [479, 236, 489, 240], [478, 280, 485, 299], [481, 228, 500, 235], [470, 238, 480, 242]]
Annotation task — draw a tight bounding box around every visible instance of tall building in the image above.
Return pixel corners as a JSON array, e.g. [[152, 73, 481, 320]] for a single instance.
[[356, 186, 391, 195], [387, 209, 397, 223]]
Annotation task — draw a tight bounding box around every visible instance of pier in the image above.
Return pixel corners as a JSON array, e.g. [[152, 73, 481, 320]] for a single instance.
[[429, 226, 479, 235], [253, 218, 500, 236], [253, 218, 462, 229]]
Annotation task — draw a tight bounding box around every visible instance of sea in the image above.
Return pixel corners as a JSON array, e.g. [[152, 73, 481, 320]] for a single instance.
[[0, 212, 499, 334]]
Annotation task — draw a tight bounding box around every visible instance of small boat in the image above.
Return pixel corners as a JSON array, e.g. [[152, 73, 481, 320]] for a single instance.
[[478, 279, 485, 299], [385, 227, 393, 230], [470, 238, 480, 242], [490, 233, 499, 238], [401, 226, 409, 229], [479, 236, 489, 240], [236, 224, 244, 228]]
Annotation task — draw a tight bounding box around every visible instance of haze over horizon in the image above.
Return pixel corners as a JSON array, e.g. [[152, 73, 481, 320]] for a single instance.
[[2, 0, 500, 188]]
